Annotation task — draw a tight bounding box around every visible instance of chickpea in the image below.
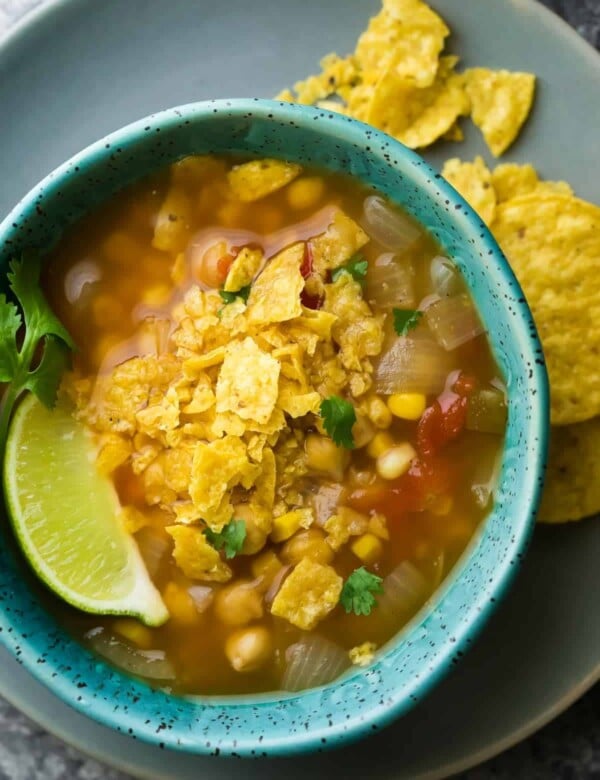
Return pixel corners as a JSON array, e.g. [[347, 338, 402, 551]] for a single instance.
[[281, 529, 334, 566], [352, 413, 375, 449], [213, 579, 264, 627], [234, 504, 268, 555], [286, 176, 325, 210], [225, 626, 273, 673], [367, 396, 393, 429], [305, 434, 350, 481]]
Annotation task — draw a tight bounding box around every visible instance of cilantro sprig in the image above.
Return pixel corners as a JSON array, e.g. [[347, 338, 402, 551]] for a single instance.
[[331, 253, 368, 285], [340, 567, 384, 616], [204, 519, 247, 559], [0, 252, 74, 448], [219, 285, 251, 305], [393, 307, 423, 336], [319, 395, 356, 449]]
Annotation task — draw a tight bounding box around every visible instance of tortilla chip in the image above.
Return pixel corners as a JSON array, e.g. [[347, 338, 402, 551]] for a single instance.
[[247, 242, 305, 324], [367, 57, 469, 149], [442, 122, 464, 142], [224, 246, 263, 292], [465, 68, 536, 156], [491, 163, 573, 203], [538, 419, 600, 523], [227, 159, 302, 202], [310, 210, 369, 274], [216, 337, 281, 424], [492, 193, 600, 425], [167, 525, 232, 582], [270, 558, 343, 630], [442, 156, 496, 225], [355, 0, 449, 88], [290, 54, 359, 105]]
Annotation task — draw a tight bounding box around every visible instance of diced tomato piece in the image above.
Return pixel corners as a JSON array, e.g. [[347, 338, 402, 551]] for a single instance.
[[300, 243, 313, 279], [216, 253, 234, 282], [417, 394, 467, 456], [300, 288, 323, 309], [452, 372, 478, 397]]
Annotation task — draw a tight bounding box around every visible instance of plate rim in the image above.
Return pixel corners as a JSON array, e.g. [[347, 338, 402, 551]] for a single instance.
[[0, 0, 598, 777]]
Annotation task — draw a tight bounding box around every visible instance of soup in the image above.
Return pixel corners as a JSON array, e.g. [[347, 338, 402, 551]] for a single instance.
[[42, 155, 506, 694]]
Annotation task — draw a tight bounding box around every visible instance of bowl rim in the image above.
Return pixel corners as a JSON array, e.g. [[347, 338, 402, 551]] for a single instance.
[[0, 97, 549, 756]]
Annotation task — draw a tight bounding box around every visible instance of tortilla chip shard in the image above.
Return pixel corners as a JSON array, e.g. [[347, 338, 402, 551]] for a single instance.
[[247, 242, 305, 324], [167, 525, 232, 582], [442, 156, 497, 225], [227, 159, 302, 202], [271, 558, 343, 630], [224, 246, 263, 292], [465, 68, 536, 156], [492, 193, 600, 425], [538, 419, 600, 524], [491, 162, 573, 203], [216, 337, 281, 423]]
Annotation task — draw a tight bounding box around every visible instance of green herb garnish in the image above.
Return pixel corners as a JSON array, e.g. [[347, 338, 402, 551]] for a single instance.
[[204, 519, 247, 559], [331, 253, 368, 284], [393, 307, 423, 336], [340, 567, 384, 616], [0, 252, 74, 446], [319, 395, 356, 449], [219, 285, 251, 305]]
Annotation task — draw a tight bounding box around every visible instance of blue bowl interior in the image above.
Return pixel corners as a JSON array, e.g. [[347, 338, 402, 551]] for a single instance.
[[0, 99, 549, 756]]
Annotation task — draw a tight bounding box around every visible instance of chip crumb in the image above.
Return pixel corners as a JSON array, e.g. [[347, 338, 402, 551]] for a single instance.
[[349, 641, 378, 667], [227, 159, 302, 202]]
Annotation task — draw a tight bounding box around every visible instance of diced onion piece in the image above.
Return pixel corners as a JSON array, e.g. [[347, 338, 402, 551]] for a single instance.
[[87, 629, 175, 681], [135, 527, 170, 579], [282, 635, 350, 692], [374, 337, 454, 395], [362, 196, 421, 251], [310, 482, 345, 527], [466, 388, 508, 434], [471, 449, 503, 509], [366, 252, 415, 309], [377, 562, 428, 626], [424, 294, 485, 351], [430, 255, 462, 297], [187, 585, 214, 613]]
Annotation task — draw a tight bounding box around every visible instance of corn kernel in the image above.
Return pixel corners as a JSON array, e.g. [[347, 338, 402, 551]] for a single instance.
[[387, 393, 427, 421], [367, 397, 393, 429], [351, 533, 384, 564], [162, 582, 198, 626], [270, 508, 313, 543], [305, 433, 349, 480], [376, 443, 417, 480], [286, 176, 325, 210], [367, 431, 395, 459], [112, 618, 154, 649]]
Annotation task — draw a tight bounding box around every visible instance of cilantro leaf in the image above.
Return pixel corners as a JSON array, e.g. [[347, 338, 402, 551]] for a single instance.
[[340, 567, 384, 616], [319, 395, 356, 449], [219, 285, 251, 305], [0, 251, 75, 450], [331, 254, 368, 284], [393, 308, 423, 336], [0, 295, 22, 382], [204, 519, 247, 559]]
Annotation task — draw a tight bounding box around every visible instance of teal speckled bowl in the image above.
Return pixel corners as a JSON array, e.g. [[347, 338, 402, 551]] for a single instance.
[[0, 99, 548, 756]]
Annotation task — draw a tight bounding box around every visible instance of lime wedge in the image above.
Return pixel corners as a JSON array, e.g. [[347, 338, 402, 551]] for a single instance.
[[3, 394, 168, 626]]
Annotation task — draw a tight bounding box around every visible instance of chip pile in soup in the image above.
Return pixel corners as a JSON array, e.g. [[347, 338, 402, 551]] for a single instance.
[[44, 155, 506, 694]]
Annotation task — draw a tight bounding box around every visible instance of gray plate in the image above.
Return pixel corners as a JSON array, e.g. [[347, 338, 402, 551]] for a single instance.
[[0, 0, 599, 778]]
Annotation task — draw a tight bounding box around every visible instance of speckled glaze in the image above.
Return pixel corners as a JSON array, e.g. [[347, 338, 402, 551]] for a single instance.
[[0, 99, 549, 757]]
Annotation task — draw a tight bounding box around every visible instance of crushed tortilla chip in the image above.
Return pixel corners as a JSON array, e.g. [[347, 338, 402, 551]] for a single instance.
[[287, 54, 359, 105], [442, 156, 497, 225], [310, 210, 369, 274], [465, 68, 536, 156], [349, 641, 377, 667], [538, 419, 600, 524], [491, 163, 573, 203], [216, 337, 280, 424], [355, 0, 449, 88], [224, 246, 263, 292], [270, 558, 343, 630], [247, 242, 305, 324], [167, 525, 232, 582], [227, 159, 302, 202], [119, 506, 150, 534], [492, 193, 600, 425], [96, 434, 132, 475]]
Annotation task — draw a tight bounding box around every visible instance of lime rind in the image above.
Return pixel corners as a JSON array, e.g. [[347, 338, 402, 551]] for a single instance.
[[3, 394, 168, 627]]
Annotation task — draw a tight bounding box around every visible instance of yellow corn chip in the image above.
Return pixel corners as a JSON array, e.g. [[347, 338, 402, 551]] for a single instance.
[[442, 122, 464, 142], [442, 156, 497, 225], [538, 419, 600, 523], [492, 193, 600, 424], [310, 210, 369, 274], [247, 242, 305, 324], [224, 246, 263, 292], [465, 68, 536, 156], [216, 337, 281, 424], [290, 54, 359, 105], [355, 0, 449, 88], [227, 159, 302, 202], [167, 525, 232, 582], [491, 163, 573, 203], [271, 558, 343, 630]]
